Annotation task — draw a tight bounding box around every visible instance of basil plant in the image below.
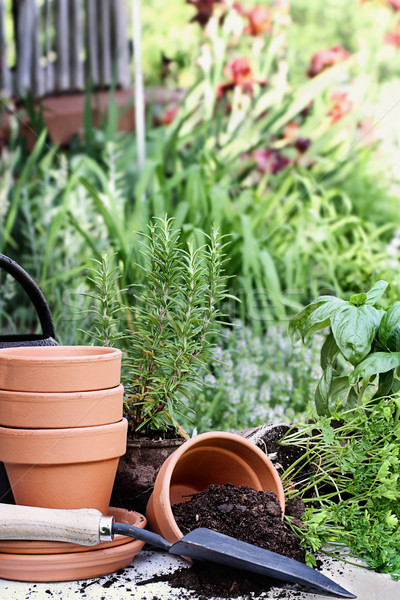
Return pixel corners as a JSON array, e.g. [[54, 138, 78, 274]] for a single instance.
[[289, 280, 400, 415]]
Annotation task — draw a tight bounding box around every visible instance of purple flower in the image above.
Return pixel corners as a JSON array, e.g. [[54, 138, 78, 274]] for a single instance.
[[252, 148, 290, 174]]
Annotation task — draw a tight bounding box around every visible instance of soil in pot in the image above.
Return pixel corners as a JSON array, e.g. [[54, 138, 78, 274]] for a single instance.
[[111, 437, 184, 515], [141, 483, 305, 599]]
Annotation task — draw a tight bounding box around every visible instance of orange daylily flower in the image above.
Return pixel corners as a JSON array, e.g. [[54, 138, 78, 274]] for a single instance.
[[329, 91, 353, 124], [244, 5, 273, 36], [217, 57, 267, 97]]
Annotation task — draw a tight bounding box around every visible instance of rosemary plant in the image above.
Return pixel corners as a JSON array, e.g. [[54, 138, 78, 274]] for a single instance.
[[80, 254, 124, 348], [123, 216, 233, 438], [82, 217, 233, 439]]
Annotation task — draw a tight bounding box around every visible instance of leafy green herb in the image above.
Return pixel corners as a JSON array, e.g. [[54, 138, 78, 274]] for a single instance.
[[289, 281, 400, 415], [122, 216, 234, 436], [281, 396, 400, 578]]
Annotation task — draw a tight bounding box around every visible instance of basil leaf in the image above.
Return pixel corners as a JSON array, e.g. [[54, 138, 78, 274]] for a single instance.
[[289, 296, 346, 342], [350, 352, 400, 385], [350, 293, 367, 306], [364, 280, 389, 306], [328, 375, 351, 407], [320, 332, 339, 369], [315, 364, 333, 416], [372, 369, 395, 400], [345, 387, 358, 409], [378, 302, 400, 350], [331, 304, 380, 365]]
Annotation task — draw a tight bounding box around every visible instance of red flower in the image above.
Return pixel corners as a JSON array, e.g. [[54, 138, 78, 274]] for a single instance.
[[186, 0, 223, 27], [361, 0, 400, 10], [385, 19, 400, 45], [252, 148, 290, 174], [244, 6, 273, 36], [217, 57, 267, 98], [329, 91, 353, 124], [160, 107, 179, 125], [307, 45, 351, 78]]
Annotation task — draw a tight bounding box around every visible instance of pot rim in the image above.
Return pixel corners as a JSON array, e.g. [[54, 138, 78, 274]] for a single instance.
[[0, 418, 128, 464], [0, 345, 121, 364], [0, 384, 124, 401], [0, 418, 127, 438]]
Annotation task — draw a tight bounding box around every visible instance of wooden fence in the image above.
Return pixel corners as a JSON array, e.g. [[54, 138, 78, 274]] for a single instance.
[[0, 0, 131, 99]]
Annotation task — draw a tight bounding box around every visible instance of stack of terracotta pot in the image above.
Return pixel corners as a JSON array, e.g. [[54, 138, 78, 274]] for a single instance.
[[0, 345, 147, 582], [0, 345, 128, 512]]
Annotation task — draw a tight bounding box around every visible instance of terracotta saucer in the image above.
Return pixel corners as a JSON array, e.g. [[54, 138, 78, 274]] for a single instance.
[[0, 507, 145, 555], [0, 507, 146, 582], [0, 537, 145, 582]]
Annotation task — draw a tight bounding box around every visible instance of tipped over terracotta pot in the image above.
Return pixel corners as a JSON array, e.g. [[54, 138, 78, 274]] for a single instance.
[[146, 431, 285, 544], [0, 346, 122, 392]]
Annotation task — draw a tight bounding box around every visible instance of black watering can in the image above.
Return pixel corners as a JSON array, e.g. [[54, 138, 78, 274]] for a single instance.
[[0, 254, 58, 504]]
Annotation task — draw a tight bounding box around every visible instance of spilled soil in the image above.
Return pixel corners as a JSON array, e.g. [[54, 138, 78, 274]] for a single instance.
[[139, 483, 306, 599], [173, 483, 305, 563]]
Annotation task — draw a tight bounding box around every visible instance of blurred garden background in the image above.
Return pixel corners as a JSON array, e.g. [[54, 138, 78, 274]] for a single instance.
[[2, 0, 400, 432]]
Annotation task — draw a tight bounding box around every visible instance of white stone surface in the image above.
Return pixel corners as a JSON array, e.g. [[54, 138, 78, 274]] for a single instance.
[[0, 550, 399, 599]]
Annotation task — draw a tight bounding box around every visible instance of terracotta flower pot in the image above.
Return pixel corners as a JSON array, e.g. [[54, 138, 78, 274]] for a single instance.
[[146, 431, 285, 544], [0, 346, 122, 392], [0, 419, 128, 514], [111, 437, 185, 515], [0, 384, 124, 429]]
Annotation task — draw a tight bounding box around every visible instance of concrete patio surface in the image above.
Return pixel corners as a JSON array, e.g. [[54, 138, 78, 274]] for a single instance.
[[0, 549, 399, 600]]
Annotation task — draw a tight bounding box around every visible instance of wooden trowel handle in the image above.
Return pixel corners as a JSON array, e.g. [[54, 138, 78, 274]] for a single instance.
[[0, 503, 110, 545]]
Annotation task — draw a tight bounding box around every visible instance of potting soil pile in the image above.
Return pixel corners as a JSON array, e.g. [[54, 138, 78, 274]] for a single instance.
[[144, 483, 306, 599]]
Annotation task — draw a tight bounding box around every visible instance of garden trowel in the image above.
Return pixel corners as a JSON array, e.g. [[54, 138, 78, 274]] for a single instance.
[[0, 503, 356, 598]]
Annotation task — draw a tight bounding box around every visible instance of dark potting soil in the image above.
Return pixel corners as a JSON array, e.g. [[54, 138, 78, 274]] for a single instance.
[[157, 483, 306, 598]]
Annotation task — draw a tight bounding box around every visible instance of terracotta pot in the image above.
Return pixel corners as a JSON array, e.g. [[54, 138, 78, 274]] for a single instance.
[[12, 88, 186, 148], [146, 431, 285, 544], [0, 346, 122, 392], [0, 384, 124, 429], [111, 437, 184, 516], [0, 419, 128, 514]]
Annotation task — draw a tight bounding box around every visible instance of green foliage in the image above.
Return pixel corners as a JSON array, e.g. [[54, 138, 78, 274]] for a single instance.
[[281, 396, 400, 577], [180, 321, 321, 433], [289, 280, 400, 415], [80, 216, 233, 437], [123, 216, 233, 436], [124, 0, 400, 325], [2, 0, 400, 339], [79, 254, 125, 348]]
